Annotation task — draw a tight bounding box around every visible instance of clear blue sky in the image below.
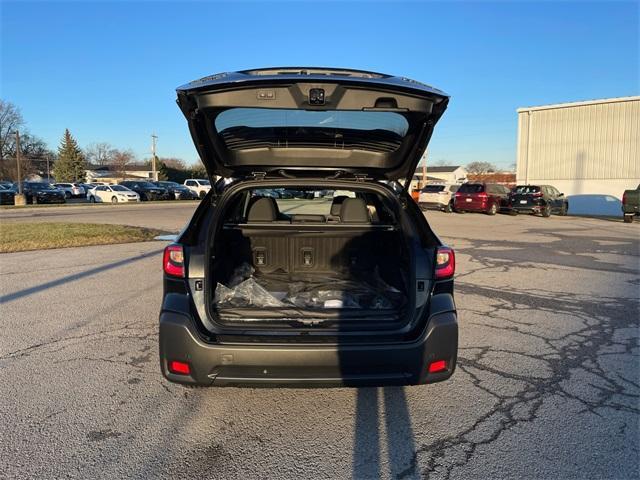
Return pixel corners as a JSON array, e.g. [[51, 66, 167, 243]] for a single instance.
[[2, 1, 638, 169]]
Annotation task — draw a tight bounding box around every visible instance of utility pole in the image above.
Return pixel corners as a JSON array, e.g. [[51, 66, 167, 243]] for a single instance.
[[421, 148, 428, 189], [13, 131, 26, 205], [46, 155, 51, 183], [15, 131, 22, 194], [151, 133, 158, 181]]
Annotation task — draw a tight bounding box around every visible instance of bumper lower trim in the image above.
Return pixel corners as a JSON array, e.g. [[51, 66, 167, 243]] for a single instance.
[[159, 309, 458, 388]]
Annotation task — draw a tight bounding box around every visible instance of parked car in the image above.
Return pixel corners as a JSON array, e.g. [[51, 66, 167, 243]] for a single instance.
[[151, 181, 198, 200], [418, 184, 459, 213], [79, 183, 98, 194], [118, 181, 168, 201], [53, 182, 85, 199], [87, 184, 140, 203], [508, 185, 568, 217], [17, 182, 66, 204], [622, 184, 640, 223], [160, 67, 457, 388], [183, 178, 211, 199], [0, 184, 16, 205], [453, 183, 510, 215]]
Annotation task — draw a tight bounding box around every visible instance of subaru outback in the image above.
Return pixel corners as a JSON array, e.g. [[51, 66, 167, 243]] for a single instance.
[[159, 67, 458, 387]]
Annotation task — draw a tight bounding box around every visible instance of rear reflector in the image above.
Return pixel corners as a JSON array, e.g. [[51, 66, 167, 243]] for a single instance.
[[168, 360, 190, 375], [435, 246, 455, 280], [428, 360, 447, 373], [163, 244, 185, 278]]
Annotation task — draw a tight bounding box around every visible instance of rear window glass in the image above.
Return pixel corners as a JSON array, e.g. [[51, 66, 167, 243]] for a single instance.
[[513, 186, 541, 194], [225, 188, 395, 224], [214, 108, 409, 153], [421, 185, 445, 193], [457, 184, 484, 193]]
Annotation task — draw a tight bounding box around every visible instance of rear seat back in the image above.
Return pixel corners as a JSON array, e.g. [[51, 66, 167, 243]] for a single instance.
[[330, 196, 348, 217], [340, 198, 370, 223], [247, 196, 291, 223], [247, 197, 278, 222]]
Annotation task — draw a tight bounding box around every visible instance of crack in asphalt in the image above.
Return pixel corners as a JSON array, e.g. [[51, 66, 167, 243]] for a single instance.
[[399, 282, 639, 479], [0, 323, 158, 361]]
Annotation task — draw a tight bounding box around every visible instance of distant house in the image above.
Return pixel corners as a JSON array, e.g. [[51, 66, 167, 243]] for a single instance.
[[409, 165, 467, 190], [85, 164, 154, 183], [409, 175, 446, 192]]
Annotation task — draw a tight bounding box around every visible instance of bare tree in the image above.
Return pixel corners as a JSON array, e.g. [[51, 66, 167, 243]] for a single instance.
[[466, 161, 497, 175], [85, 142, 115, 166], [0, 100, 25, 178], [0, 101, 56, 180], [158, 157, 187, 170], [0, 100, 23, 159], [111, 149, 135, 181]]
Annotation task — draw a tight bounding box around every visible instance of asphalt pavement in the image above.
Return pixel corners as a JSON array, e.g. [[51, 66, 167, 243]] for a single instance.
[[0, 205, 638, 479]]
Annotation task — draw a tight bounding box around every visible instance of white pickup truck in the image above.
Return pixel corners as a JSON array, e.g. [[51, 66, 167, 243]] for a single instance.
[[183, 179, 211, 199]]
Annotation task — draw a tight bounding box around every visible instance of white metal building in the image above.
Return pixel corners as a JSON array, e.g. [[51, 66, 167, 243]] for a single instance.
[[516, 96, 639, 215]]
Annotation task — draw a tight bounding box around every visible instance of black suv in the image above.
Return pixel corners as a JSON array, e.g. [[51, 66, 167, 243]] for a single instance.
[[18, 182, 66, 204], [508, 184, 568, 217], [159, 68, 458, 387], [118, 181, 167, 201], [151, 181, 198, 200]]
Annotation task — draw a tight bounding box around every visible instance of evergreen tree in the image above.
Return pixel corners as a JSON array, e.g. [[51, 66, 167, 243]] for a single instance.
[[53, 129, 86, 182]]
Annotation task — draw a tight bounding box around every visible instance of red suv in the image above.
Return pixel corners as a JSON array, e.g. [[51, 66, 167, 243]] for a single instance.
[[454, 183, 510, 215]]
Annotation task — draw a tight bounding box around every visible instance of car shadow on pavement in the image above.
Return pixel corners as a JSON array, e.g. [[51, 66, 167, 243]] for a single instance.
[[0, 247, 164, 304], [353, 386, 417, 479]]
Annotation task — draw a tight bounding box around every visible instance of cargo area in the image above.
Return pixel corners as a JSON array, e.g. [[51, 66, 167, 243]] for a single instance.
[[207, 188, 413, 325]]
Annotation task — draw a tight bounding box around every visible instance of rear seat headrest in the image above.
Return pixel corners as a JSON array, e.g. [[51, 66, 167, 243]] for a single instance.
[[330, 196, 349, 216], [340, 198, 370, 223], [247, 197, 278, 222]]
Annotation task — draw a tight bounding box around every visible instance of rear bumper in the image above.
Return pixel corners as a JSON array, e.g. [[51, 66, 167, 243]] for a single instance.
[[159, 311, 458, 387], [510, 205, 542, 213], [419, 201, 448, 210], [455, 201, 486, 212], [622, 206, 639, 215], [36, 196, 65, 203]]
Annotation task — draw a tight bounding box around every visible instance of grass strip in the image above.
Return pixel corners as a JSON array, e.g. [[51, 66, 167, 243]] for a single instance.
[[0, 222, 168, 253]]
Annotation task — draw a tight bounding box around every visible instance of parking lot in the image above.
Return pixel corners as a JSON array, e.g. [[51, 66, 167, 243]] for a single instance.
[[0, 204, 638, 479]]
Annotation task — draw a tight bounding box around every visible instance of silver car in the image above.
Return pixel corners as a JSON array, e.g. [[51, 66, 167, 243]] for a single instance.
[[53, 182, 85, 199]]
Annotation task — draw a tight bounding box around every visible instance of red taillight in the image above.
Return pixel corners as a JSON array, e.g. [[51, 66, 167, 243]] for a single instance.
[[435, 246, 455, 280], [168, 360, 190, 375], [532, 191, 543, 197], [428, 360, 447, 373], [163, 244, 184, 278], [477, 192, 488, 199]]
